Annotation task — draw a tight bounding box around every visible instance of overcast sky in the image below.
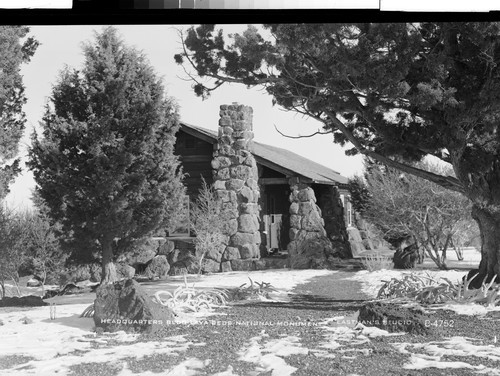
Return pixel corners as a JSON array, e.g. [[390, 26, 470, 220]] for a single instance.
[[6, 25, 363, 210]]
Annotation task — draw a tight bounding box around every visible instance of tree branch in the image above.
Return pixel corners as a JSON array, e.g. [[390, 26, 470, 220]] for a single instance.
[[273, 124, 332, 139], [322, 109, 465, 193]]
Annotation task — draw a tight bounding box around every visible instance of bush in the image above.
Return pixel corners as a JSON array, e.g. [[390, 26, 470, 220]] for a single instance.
[[226, 277, 278, 301], [361, 252, 393, 271], [0, 207, 28, 297], [190, 179, 231, 274], [154, 274, 228, 313], [377, 272, 500, 306]]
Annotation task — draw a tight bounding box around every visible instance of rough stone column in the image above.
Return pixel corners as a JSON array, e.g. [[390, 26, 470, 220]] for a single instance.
[[212, 103, 261, 271], [317, 186, 352, 259], [287, 178, 336, 269]]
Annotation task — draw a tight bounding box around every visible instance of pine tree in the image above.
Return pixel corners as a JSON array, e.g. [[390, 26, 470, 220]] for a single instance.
[[29, 27, 185, 283], [0, 26, 38, 200], [176, 23, 500, 283]]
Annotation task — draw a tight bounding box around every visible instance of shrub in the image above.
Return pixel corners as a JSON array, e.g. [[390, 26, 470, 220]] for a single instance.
[[0, 207, 28, 298], [226, 277, 278, 301], [377, 272, 500, 306], [361, 252, 393, 271], [190, 179, 231, 274], [154, 274, 228, 313]]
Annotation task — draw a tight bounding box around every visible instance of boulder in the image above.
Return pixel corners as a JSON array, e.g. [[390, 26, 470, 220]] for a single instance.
[[221, 261, 232, 272], [93, 279, 175, 333], [347, 227, 365, 257], [145, 256, 170, 280], [200, 259, 221, 273], [288, 236, 336, 269], [0, 295, 48, 307], [358, 301, 429, 335], [117, 263, 136, 280], [157, 240, 175, 256], [230, 259, 256, 271]]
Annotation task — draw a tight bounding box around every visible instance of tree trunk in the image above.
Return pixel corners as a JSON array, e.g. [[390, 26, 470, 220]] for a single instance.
[[472, 205, 500, 280], [101, 237, 118, 285]]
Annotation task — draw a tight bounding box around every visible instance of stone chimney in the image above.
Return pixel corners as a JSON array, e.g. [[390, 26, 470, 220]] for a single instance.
[[212, 103, 261, 271]]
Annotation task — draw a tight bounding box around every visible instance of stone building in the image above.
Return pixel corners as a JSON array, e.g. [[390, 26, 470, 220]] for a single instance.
[[168, 103, 353, 273]]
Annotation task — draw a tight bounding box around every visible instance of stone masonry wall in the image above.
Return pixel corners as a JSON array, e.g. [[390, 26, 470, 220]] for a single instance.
[[212, 104, 261, 272], [287, 178, 337, 269]]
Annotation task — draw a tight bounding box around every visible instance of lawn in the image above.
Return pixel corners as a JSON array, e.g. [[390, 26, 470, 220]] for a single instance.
[[2, 248, 500, 376]]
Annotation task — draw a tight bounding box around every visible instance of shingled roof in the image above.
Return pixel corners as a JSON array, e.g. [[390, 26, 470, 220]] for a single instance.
[[179, 122, 348, 186]]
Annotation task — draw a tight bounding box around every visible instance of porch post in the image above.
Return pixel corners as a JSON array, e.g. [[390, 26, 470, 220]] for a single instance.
[[287, 177, 337, 269]]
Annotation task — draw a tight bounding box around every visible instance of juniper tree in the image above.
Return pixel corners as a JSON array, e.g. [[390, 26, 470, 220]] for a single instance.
[[0, 26, 38, 200], [29, 27, 185, 284], [175, 23, 500, 282]]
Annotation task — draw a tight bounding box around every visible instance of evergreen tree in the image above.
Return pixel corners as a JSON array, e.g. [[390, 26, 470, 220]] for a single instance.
[[0, 26, 38, 200], [176, 23, 500, 282], [29, 27, 185, 283]]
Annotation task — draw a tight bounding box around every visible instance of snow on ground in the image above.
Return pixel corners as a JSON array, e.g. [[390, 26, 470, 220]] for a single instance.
[[238, 330, 309, 376], [3, 265, 500, 374], [156, 269, 337, 292], [393, 337, 500, 375], [0, 269, 336, 376], [0, 303, 206, 376]]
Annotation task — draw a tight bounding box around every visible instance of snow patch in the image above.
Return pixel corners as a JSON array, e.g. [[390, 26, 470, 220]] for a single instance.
[[394, 336, 500, 373], [238, 330, 308, 376]]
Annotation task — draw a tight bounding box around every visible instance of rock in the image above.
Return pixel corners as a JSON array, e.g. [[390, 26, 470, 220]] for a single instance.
[[223, 247, 240, 261], [263, 257, 289, 269], [226, 178, 245, 191], [230, 232, 257, 247], [0, 319, 3, 326], [288, 236, 336, 269], [301, 210, 325, 232], [358, 301, 429, 335], [59, 283, 84, 295], [145, 256, 170, 280], [240, 244, 259, 259], [93, 279, 175, 334], [20, 317, 33, 325], [200, 259, 221, 273], [157, 240, 175, 256], [0, 295, 48, 307], [27, 278, 41, 287], [221, 261, 232, 272], [230, 259, 256, 271], [238, 214, 259, 233], [238, 186, 254, 203], [347, 227, 365, 257], [43, 289, 59, 299], [117, 263, 136, 280], [393, 243, 419, 269], [253, 260, 267, 270]]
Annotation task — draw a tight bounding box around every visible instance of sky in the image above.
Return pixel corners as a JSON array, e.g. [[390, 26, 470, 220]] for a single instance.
[[5, 25, 363, 210]]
